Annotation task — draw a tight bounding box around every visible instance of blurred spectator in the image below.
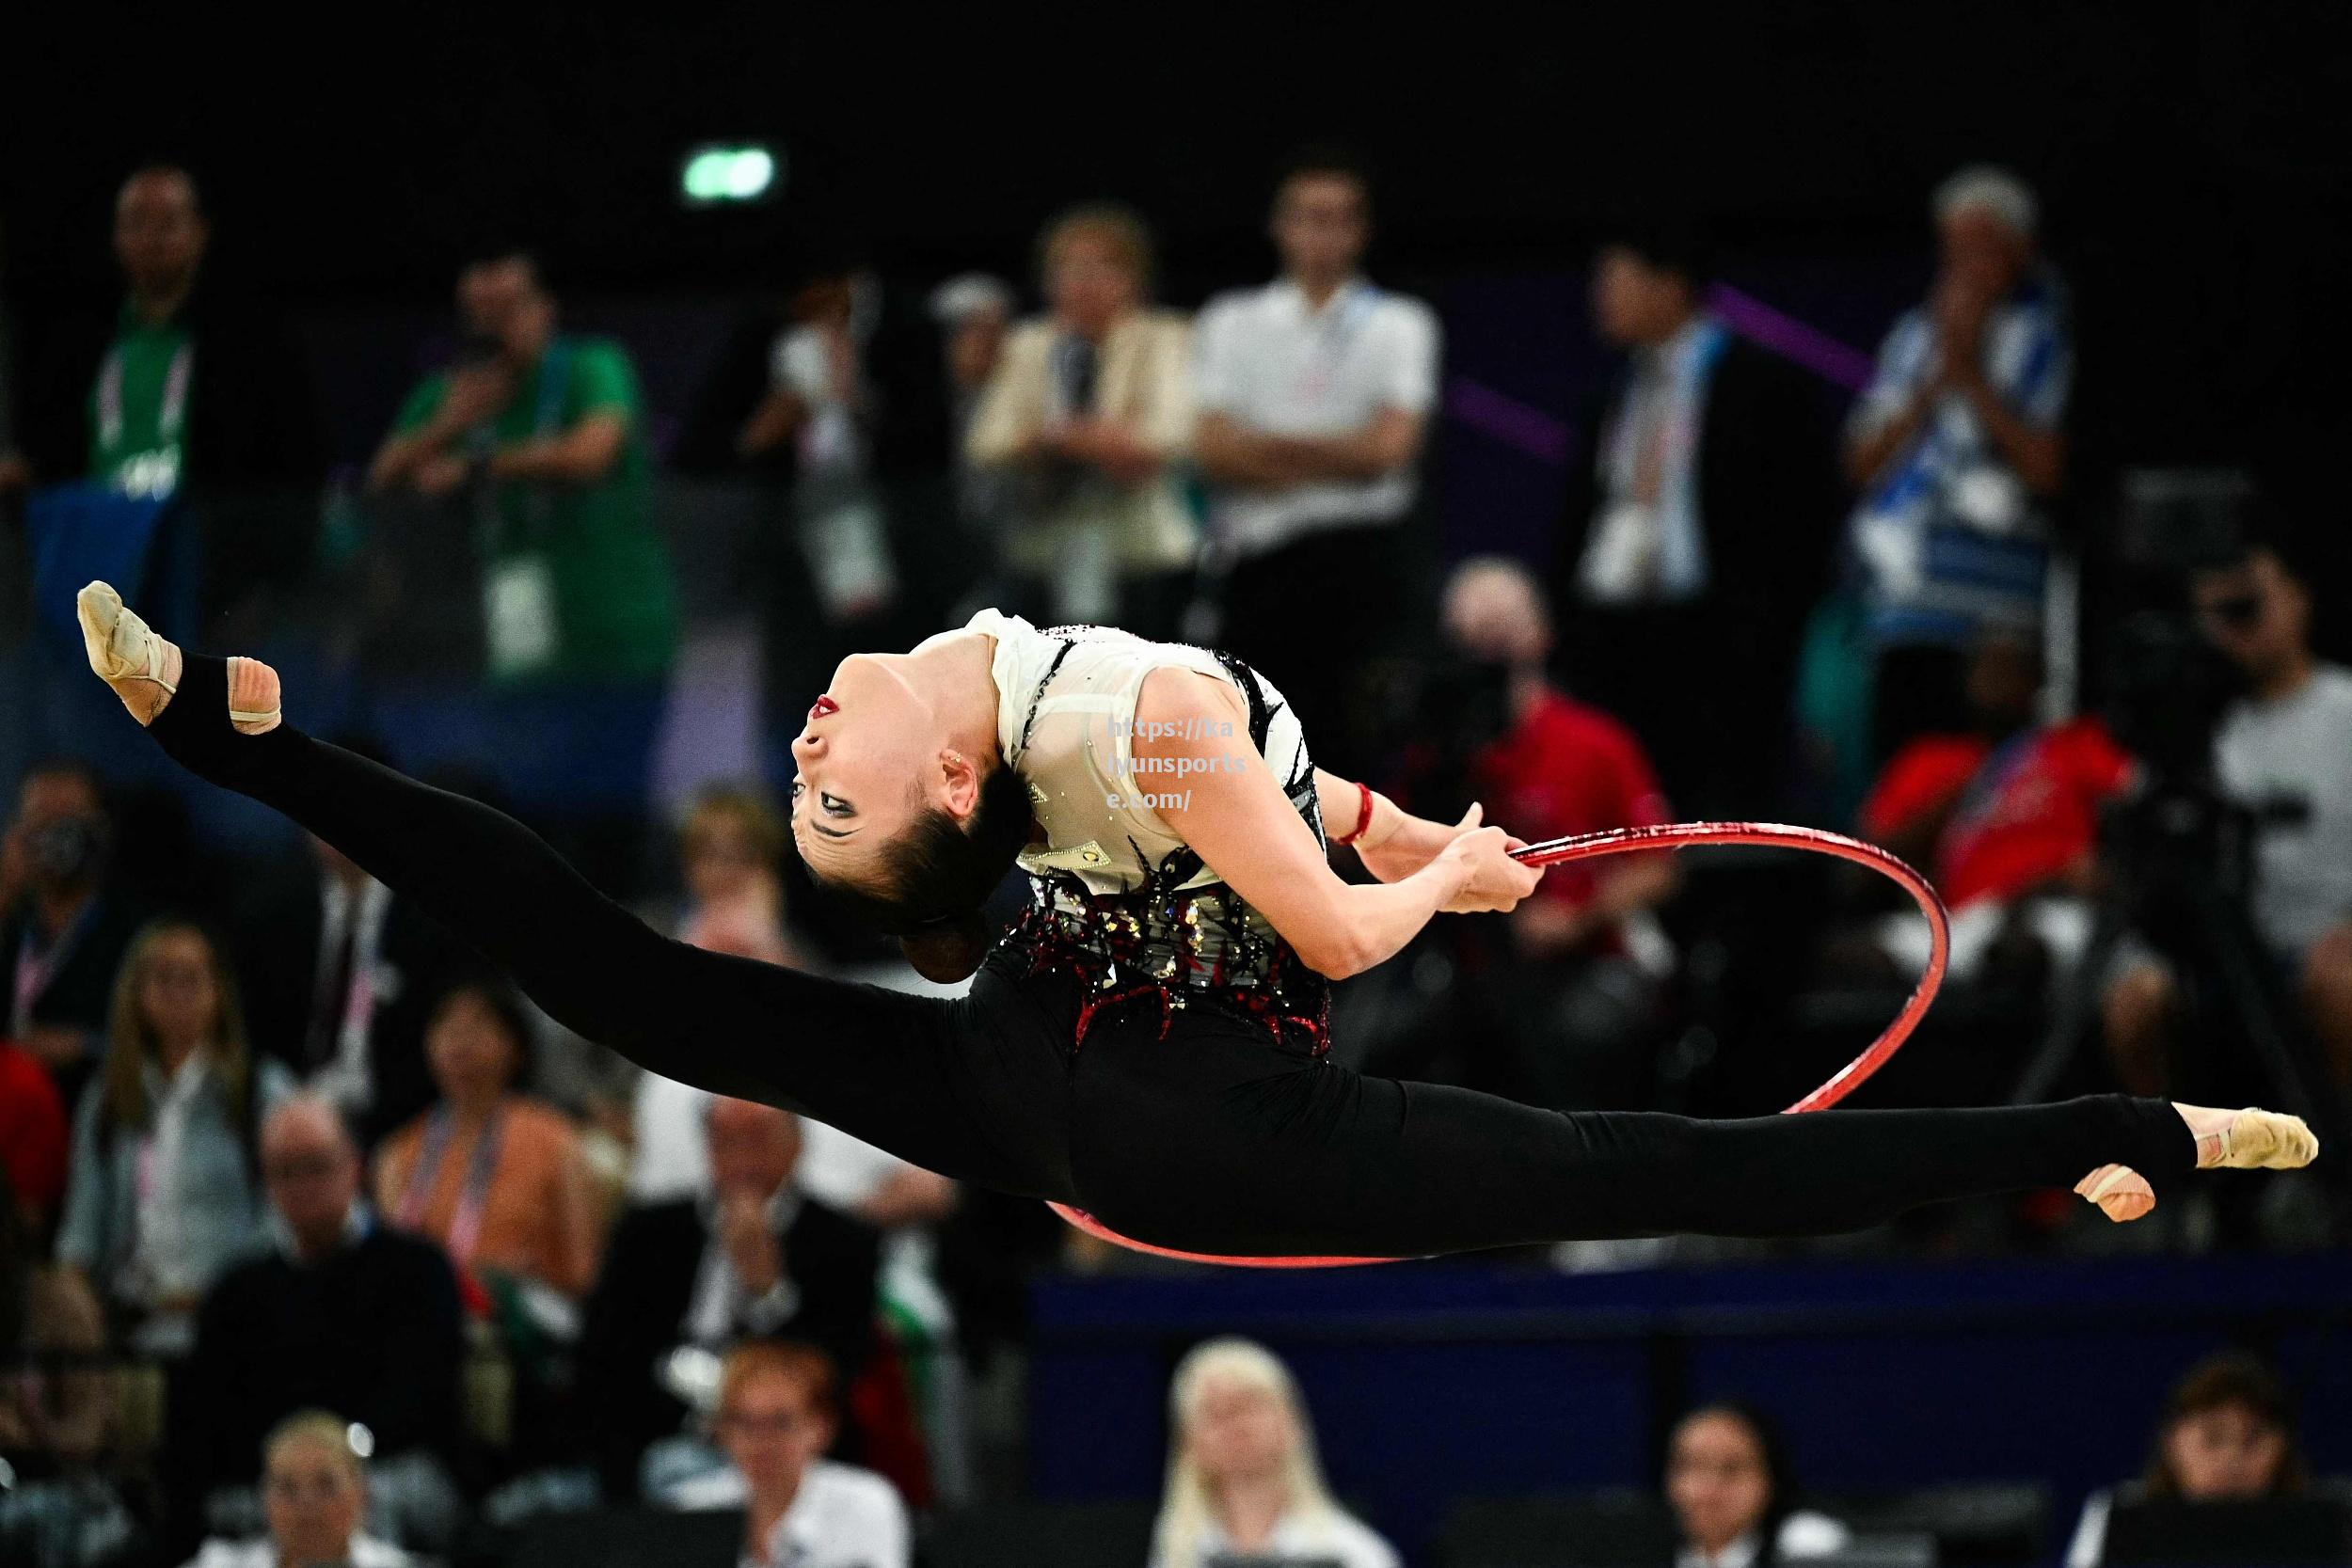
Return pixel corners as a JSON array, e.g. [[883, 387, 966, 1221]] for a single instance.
[[966, 204, 1197, 637], [57, 919, 291, 1355], [181, 1411, 419, 1568], [676, 784, 796, 955], [1552, 225, 1837, 817], [1195, 148, 1438, 768], [1363, 559, 1677, 1113], [930, 273, 1017, 570], [632, 785, 798, 1204], [735, 252, 898, 627], [1, 1162, 109, 1475], [10, 166, 323, 501], [2065, 1351, 2313, 1566], [0, 1038, 70, 1231], [374, 983, 603, 1310], [1856, 633, 2130, 988], [628, 787, 952, 1229], [2104, 546, 2352, 1098], [369, 248, 678, 688], [662, 1340, 909, 1568], [9, 167, 324, 635], [1149, 1336, 1398, 1568], [2, 762, 143, 1103], [232, 756, 469, 1145], [581, 1098, 879, 1497], [0, 1164, 123, 1568], [1844, 166, 2071, 764], [675, 244, 952, 768], [734, 249, 910, 763], [1665, 1402, 1851, 1566], [177, 1096, 464, 1547]]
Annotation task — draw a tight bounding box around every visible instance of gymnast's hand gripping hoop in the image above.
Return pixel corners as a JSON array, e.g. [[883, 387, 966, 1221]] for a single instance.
[[1046, 821, 1953, 1268]]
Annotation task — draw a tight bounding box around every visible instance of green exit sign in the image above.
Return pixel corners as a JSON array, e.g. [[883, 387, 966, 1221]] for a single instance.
[[680, 144, 782, 205]]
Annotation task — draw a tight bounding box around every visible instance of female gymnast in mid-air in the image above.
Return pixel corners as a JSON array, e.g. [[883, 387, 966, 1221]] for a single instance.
[[78, 582, 2314, 1264]]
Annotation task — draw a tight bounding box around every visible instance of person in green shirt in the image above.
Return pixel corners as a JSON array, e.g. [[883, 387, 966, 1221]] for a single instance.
[[90, 167, 206, 500], [370, 251, 679, 686]]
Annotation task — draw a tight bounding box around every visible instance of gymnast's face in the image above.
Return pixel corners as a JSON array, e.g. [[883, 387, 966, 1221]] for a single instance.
[[789, 652, 966, 889]]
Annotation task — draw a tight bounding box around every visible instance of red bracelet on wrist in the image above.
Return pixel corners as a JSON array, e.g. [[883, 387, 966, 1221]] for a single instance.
[[1334, 781, 1376, 847]]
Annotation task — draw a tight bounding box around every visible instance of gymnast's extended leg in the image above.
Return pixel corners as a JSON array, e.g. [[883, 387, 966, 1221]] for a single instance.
[[84, 590, 1057, 1193], [1063, 1007, 2249, 1259]]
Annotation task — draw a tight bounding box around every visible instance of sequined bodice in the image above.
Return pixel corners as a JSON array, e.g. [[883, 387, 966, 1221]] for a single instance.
[[965, 608, 1334, 1056]]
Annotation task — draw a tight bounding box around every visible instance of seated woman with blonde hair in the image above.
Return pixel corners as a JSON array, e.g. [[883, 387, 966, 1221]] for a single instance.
[[183, 1410, 417, 1568], [1151, 1337, 1398, 1568], [56, 918, 292, 1355]]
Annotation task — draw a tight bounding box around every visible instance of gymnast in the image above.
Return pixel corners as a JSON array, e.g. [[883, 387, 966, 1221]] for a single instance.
[[77, 581, 2314, 1264]]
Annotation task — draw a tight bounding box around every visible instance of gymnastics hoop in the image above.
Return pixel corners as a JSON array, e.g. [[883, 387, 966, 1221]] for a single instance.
[[1046, 820, 1952, 1269]]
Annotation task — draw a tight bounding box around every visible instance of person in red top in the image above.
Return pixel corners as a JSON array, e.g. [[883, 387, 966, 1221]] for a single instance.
[[1862, 636, 2133, 911], [0, 1039, 69, 1231], [1857, 635, 2134, 984], [1359, 558, 1679, 1111]]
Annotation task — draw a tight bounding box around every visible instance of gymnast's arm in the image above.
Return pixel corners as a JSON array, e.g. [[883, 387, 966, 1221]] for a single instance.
[[1135, 671, 1540, 979], [1309, 768, 1492, 883]]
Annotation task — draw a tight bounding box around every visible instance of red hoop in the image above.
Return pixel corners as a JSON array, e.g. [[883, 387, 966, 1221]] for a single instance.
[[1047, 821, 1951, 1268]]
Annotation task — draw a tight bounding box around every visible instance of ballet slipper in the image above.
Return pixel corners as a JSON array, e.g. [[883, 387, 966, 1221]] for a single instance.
[[226, 656, 283, 736], [2175, 1104, 2320, 1171], [78, 580, 282, 735], [2075, 1164, 2155, 1223], [77, 580, 181, 725]]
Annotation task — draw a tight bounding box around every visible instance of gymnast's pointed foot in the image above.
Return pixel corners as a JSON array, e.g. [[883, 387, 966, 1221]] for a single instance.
[[2175, 1103, 2319, 1171], [78, 580, 181, 724], [2077, 1105, 2320, 1224], [77, 580, 280, 734]]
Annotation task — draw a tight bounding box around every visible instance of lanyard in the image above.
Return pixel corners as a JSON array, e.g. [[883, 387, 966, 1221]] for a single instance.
[[1602, 318, 1728, 492], [310, 882, 383, 1064], [95, 339, 194, 452], [399, 1103, 508, 1265], [11, 901, 97, 1037]]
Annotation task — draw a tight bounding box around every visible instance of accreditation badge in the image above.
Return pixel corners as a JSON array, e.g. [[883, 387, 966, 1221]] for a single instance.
[[485, 552, 560, 677]]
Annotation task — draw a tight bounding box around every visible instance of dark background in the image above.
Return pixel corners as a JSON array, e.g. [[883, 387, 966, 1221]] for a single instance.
[[4, 13, 2350, 1557], [5, 3, 2349, 554]]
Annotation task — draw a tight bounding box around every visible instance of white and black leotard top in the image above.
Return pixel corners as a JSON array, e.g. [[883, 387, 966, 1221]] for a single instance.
[[964, 608, 1333, 1053]]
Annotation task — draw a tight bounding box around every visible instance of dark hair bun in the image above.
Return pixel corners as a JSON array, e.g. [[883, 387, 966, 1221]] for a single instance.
[[900, 914, 993, 984]]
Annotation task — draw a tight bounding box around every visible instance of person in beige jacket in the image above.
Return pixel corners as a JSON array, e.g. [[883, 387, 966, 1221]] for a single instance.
[[964, 204, 1198, 637]]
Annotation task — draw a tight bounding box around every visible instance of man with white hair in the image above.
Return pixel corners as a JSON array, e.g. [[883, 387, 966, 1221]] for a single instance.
[[1845, 165, 2072, 765]]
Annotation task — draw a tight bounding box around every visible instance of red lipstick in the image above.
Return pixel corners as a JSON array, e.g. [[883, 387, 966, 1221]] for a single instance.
[[809, 695, 839, 720]]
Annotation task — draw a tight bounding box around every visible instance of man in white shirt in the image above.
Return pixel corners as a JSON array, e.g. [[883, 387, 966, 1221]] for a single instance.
[[1194, 147, 1439, 771], [2105, 544, 2352, 1101], [664, 1340, 910, 1568]]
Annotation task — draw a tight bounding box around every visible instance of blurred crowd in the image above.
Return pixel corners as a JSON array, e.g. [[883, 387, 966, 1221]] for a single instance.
[[3, 145, 2350, 1566]]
